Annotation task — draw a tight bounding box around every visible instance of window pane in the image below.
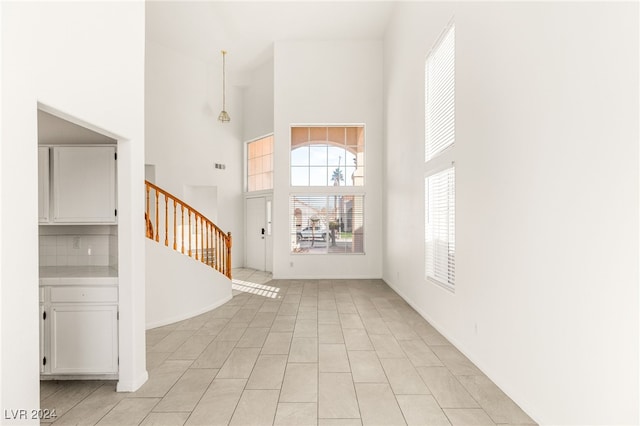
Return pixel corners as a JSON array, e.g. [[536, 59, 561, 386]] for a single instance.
[[291, 167, 309, 186], [310, 127, 327, 142], [247, 135, 274, 192], [292, 195, 364, 254], [346, 127, 359, 147], [328, 127, 345, 145], [291, 147, 309, 166], [346, 151, 357, 167], [291, 127, 309, 148], [309, 145, 327, 166], [309, 167, 327, 186], [426, 24, 455, 161], [266, 200, 272, 235], [290, 126, 364, 187], [327, 147, 345, 167], [425, 167, 455, 288], [264, 172, 273, 191], [345, 195, 364, 253], [262, 155, 271, 173], [346, 166, 356, 186], [329, 167, 345, 186], [262, 136, 273, 154], [248, 157, 257, 177]]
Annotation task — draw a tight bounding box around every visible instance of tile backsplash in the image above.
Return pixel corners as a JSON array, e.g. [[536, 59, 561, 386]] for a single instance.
[[39, 225, 117, 268]]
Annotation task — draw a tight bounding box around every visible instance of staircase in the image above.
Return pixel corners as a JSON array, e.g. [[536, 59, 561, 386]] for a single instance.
[[144, 180, 232, 279]]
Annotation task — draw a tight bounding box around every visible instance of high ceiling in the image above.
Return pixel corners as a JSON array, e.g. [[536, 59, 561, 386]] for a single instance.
[[37, 2, 395, 144], [146, 1, 396, 74]]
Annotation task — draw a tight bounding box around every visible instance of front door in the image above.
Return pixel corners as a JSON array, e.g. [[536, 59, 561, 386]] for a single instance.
[[245, 196, 266, 271]]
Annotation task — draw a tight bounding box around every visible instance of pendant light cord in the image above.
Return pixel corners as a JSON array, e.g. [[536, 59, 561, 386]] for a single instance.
[[222, 50, 226, 110], [218, 50, 230, 122]]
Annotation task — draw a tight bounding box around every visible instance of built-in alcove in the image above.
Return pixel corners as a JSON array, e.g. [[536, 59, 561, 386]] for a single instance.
[[38, 109, 120, 379]]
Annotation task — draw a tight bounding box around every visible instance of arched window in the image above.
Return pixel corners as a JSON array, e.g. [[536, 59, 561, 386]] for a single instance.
[[291, 126, 364, 186], [289, 125, 365, 254]]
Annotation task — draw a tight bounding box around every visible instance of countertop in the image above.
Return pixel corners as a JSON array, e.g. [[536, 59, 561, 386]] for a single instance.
[[39, 266, 118, 286]]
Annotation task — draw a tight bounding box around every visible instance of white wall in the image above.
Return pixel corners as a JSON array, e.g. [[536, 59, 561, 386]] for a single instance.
[[241, 59, 275, 272], [145, 240, 232, 329], [383, 2, 639, 424], [243, 58, 274, 142], [1, 0, 146, 420], [184, 186, 218, 223], [273, 40, 384, 279], [145, 41, 244, 268], [0, 1, 4, 415]]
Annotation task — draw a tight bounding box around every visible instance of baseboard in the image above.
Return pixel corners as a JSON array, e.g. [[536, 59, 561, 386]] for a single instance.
[[145, 294, 233, 330], [41, 374, 118, 381], [383, 278, 540, 425], [383, 278, 449, 340], [272, 274, 383, 280]]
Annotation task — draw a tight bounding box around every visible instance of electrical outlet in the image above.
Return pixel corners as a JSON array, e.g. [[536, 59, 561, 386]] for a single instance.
[[72, 237, 80, 249]]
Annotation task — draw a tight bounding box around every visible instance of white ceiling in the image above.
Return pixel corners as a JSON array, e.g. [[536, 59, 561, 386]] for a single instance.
[[145, 1, 397, 75]]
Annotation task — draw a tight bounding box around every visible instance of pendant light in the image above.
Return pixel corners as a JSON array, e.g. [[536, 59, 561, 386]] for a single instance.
[[218, 50, 230, 123]]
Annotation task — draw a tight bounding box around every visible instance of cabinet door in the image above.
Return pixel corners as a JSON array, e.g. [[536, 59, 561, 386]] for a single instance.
[[50, 304, 118, 374], [52, 146, 117, 224], [38, 146, 50, 223]]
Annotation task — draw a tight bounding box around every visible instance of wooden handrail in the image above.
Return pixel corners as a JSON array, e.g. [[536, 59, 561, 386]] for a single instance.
[[145, 180, 232, 279]]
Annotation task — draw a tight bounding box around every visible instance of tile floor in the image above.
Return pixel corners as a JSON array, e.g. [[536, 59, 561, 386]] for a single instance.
[[40, 268, 536, 425]]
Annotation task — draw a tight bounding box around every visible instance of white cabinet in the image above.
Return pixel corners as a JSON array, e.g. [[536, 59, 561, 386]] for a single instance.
[[52, 146, 117, 224], [50, 304, 118, 374], [38, 146, 50, 223], [41, 285, 118, 377]]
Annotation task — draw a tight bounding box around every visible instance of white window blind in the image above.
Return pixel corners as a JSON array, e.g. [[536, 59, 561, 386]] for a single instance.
[[425, 167, 455, 289], [290, 195, 364, 255], [425, 24, 455, 161]]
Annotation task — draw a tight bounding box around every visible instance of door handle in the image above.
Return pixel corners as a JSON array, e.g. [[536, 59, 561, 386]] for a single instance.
[[261, 228, 265, 235]]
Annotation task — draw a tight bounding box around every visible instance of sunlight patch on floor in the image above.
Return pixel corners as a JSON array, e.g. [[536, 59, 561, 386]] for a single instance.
[[231, 279, 280, 299]]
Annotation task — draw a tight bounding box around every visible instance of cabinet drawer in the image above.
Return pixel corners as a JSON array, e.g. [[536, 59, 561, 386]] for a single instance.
[[50, 286, 117, 303]]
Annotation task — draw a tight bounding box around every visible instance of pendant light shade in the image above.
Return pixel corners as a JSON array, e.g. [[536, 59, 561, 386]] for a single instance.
[[218, 110, 230, 123], [218, 50, 230, 123]]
